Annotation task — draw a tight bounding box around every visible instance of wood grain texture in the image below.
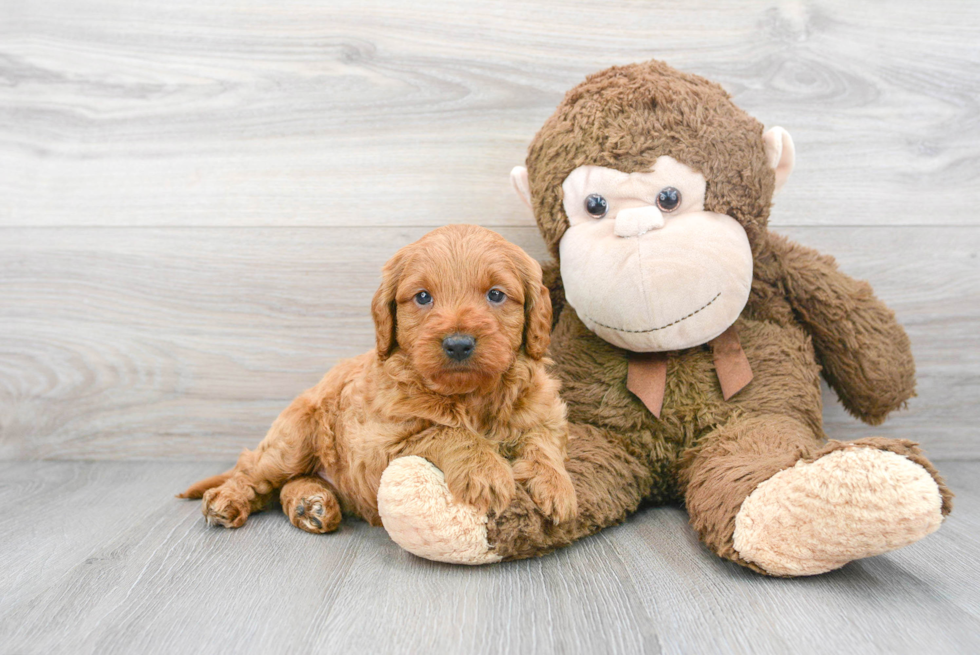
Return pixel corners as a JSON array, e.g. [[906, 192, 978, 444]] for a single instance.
[[0, 460, 219, 615], [1, 0, 978, 228], [2, 0, 978, 460], [0, 460, 978, 654], [2, 3, 977, 653], [1, 225, 978, 461]]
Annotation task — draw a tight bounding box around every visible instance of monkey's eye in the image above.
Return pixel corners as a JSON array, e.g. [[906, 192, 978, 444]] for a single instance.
[[487, 289, 506, 305], [656, 187, 681, 212], [584, 194, 608, 218], [414, 290, 433, 306]]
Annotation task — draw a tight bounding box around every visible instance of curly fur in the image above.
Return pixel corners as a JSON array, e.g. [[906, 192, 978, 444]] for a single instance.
[[179, 225, 577, 531], [477, 60, 951, 571]]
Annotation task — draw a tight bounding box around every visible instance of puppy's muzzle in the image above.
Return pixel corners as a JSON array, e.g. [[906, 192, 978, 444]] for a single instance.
[[442, 334, 476, 362]]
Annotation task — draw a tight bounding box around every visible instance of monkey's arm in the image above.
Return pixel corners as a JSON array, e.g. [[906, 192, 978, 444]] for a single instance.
[[540, 259, 566, 328], [766, 233, 915, 425]]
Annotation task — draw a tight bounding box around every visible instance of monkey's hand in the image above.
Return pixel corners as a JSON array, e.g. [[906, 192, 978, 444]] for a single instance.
[[767, 232, 915, 425]]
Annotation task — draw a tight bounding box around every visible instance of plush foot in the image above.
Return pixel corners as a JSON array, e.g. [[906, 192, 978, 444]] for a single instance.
[[733, 446, 945, 576], [377, 456, 501, 565], [281, 477, 342, 534]]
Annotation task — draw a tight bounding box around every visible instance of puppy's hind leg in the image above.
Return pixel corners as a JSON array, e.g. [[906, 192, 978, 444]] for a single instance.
[[281, 476, 342, 534], [178, 470, 233, 499], [200, 449, 280, 528], [198, 393, 324, 528]]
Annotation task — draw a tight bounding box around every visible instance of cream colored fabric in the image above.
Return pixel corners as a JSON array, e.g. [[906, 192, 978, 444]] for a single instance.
[[763, 126, 795, 193], [613, 205, 664, 237], [559, 157, 753, 352], [378, 456, 500, 565], [511, 165, 532, 209], [733, 448, 944, 576]]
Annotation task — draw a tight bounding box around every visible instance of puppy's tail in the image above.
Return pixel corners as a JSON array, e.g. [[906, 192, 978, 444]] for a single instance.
[[177, 469, 234, 499]]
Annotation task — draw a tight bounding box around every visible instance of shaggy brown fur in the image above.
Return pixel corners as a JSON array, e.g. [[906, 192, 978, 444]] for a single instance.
[[478, 60, 952, 568], [179, 225, 577, 531]]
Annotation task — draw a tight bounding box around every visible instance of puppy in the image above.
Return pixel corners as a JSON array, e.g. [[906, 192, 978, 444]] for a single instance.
[[179, 224, 577, 534]]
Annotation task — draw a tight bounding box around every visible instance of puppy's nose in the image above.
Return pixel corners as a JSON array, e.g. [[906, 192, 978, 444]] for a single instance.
[[442, 334, 476, 362]]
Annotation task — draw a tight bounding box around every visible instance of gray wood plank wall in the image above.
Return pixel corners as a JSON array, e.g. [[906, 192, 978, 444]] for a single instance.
[[2, 0, 979, 461]]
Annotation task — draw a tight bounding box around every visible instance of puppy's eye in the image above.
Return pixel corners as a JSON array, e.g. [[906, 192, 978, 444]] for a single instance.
[[414, 290, 432, 306], [584, 194, 608, 218], [656, 187, 681, 212], [487, 289, 506, 305]]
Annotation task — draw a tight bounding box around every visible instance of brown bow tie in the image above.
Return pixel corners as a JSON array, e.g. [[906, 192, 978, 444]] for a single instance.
[[626, 325, 753, 418]]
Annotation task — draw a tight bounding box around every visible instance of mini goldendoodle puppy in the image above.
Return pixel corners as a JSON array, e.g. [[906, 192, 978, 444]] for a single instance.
[[180, 224, 577, 533]]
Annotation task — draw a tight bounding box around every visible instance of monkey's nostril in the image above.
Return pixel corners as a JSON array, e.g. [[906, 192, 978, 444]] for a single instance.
[[442, 334, 476, 362]]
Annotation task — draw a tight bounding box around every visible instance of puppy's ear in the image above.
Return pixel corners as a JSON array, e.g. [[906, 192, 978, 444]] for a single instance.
[[509, 246, 552, 360], [524, 282, 552, 360], [371, 251, 405, 360]]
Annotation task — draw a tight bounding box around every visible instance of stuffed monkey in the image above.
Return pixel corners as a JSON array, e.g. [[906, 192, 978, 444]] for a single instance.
[[377, 59, 952, 576]]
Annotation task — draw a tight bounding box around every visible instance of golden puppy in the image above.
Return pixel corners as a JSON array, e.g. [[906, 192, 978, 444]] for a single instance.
[[179, 224, 577, 533]]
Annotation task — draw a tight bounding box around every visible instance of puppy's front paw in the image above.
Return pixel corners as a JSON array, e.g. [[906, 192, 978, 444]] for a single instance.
[[514, 460, 578, 524], [445, 456, 516, 516], [202, 484, 250, 528]]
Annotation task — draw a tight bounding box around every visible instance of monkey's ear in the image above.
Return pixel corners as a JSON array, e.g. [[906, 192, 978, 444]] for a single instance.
[[763, 127, 795, 194], [510, 165, 533, 209], [371, 253, 405, 360]]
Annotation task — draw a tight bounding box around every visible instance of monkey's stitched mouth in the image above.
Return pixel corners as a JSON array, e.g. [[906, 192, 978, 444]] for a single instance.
[[581, 292, 721, 334]]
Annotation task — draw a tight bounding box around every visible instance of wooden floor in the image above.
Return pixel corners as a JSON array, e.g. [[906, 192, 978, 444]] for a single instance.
[[2, 0, 980, 653], [0, 459, 976, 655]]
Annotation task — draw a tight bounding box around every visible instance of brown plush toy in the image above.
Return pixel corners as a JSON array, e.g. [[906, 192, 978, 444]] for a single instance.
[[376, 59, 953, 576]]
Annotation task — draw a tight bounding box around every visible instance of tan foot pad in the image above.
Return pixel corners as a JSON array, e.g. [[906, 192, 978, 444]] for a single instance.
[[377, 456, 501, 565], [733, 447, 944, 576]]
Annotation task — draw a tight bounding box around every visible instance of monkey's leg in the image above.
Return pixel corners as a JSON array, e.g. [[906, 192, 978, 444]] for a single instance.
[[378, 423, 654, 564], [680, 414, 952, 576]]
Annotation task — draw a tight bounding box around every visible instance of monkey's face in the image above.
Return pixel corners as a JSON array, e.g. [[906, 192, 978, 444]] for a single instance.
[[557, 156, 753, 352]]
